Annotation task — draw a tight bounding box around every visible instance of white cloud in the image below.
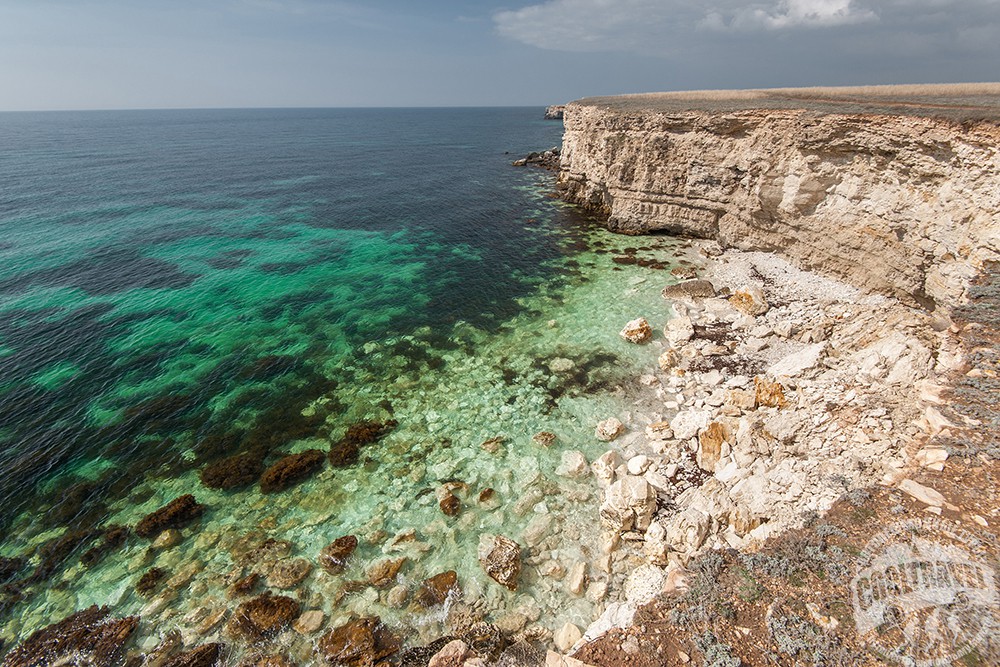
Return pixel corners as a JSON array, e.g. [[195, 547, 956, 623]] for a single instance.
[[494, 0, 998, 56]]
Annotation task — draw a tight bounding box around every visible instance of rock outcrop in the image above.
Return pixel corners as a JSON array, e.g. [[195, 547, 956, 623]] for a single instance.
[[558, 84, 1000, 311]]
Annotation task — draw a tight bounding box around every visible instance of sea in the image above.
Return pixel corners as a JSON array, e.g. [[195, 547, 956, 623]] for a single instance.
[[0, 107, 686, 658]]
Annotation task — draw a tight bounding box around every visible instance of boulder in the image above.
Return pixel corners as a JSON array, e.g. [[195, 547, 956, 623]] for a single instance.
[[555, 451, 589, 478], [665, 508, 711, 559], [754, 376, 787, 408], [415, 570, 460, 608], [293, 610, 326, 635], [366, 557, 407, 588], [1, 606, 138, 667], [591, 450, 621, 488], [428, 640, 475, 667], [532, 431, 557, 447], [319, 535, 358, 573], [478, 534, 521, 590], [661, 280, 716, 299], [619, 318, 653, 344], [259, 449, 325, 493], [229, 594, 299, 640], [439, 491, 461, 517], [329, 419, 397, 467], [200, 452, 263, 490], [670, 409, 711, 441], [657, 348, 680, 371], [729, 286, 769, 316], [266, 558, 312, 589], [767, 343, 825, 378], [135, 495, 205, 538], [318, 617, 401, 667], [697, 422, 728, 472], [553, 623, 582, 654], [664, 316, 695, 345], [600, 477, 656, 533], [594, 418, 624, 442], [161, 643, 223, 667]]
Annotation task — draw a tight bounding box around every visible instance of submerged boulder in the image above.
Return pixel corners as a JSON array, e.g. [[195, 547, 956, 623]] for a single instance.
[[318, 535, 358, 574], [415, 570, 460, 608], [135, 495, 205, 539], [161, 643, 224, 667], [259, 449, 325, 493], [229, 593, 300, 640], [318, 617, 401, 667], [1, 605, 138, 667], [329, 420, 398, 468], [200, 452, 264, 490]]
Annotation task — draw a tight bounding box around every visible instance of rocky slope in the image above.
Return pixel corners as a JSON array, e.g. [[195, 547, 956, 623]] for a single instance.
[[558, 84, 1000, 312]]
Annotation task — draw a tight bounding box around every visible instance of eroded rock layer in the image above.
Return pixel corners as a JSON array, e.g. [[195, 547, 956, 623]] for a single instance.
[[558, 84, 1000, 311]]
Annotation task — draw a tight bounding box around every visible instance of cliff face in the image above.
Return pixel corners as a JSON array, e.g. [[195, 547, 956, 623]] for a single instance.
[[558, 88, 1000, 310]]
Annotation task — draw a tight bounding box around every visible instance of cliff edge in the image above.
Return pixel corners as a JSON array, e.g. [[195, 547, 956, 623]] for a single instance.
[[558, 83, 1000, 311]]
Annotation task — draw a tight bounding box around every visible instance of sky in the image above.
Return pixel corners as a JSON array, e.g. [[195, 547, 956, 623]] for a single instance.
[[0, 0, 997, 110]]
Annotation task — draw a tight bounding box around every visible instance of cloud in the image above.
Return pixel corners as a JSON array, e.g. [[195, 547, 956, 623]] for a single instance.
[[494, 0, 999, 59]]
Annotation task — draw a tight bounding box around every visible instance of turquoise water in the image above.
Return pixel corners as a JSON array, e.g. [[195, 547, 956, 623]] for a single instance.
[[0, 108, 685, 656]]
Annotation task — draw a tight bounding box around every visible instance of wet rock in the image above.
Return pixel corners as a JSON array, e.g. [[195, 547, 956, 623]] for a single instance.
[[386, 585, 409, 608], [478, 534, 521, 591], [228, 572, 260, 597], [416, 570, 460, 608], [80, 525, 130, 567], [729, 286, 769, 316], [548, 357, 575, 373], [29, 528, 101, 581], [594, 417, 624, 442], [318, 616, 401, 667], [152, 528, 182, 550], [161, 643, 224, 667], [236, 656, 293, 667], [439, 492, 461, 517], [135, 495, 205, 539], [531, 431, 556, 447], [136, 567, 167, 597], [319, 535, 358, 574], [0, 556, 24, 583], [619, 318, 653, 344], [329, 420, 398, 468], [427, 639, 474, 667], [229, 593, 300, 640], [259, 449, 325, 493], [662, 280, 716, 299], [1, 606, 138, 667], [267, 558, 312, 589], [200, 452, 264, 490], [366, 557, 406, 588], [293, 610, 326, 635]]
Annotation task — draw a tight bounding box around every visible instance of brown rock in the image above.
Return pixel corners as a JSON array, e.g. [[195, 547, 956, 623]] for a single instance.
[[480, 437, 504, 454], [697, 422, 729, 472], [661, 280, 716, 299], [439, 492, 461, 517], [135, 495, 205, 538], [229, 593, 300, 640], [267, 558, 312, 589], [318, 617, 401, 667], [228, 572, 260, 597], [200, 452, 264, 490], [329, 420, 397, 468], [366, 557, 406, 588], [136, 567, 167, 597], [259, 449, 325, 493], [319, 535, 358, 574], [161, 643, 224, 667], [1, 606, 138, 667], [478, 535, 521, 591], [754, 376, 787, 408], [531, 432, 556, 447], [415, 570, 460, 608]]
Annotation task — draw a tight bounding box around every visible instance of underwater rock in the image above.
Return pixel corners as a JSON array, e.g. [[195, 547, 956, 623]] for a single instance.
[[259, 449, 325, 493], [0, 556, 24, 583], [135, 495, 205, 539], [151, 528, 182, 550], [531, 431, 556, 447], [80, 525, 130, 568], [366, 557, 406, 588], [329, 420, 398, 468], [2, 605, 138, 667], [293, 610, 325, 635], [661, 279, 716, 299], [415, 571, 460, 608], [29, 528, 102, 582], [200, 452, 264, 490], [228, 572, 260, 598], [480, 437, 504, 454], [438, 491, 461, 517], [266, 558, 312, 589], [319, 535, 358, 574], [136, 567, 168, 597], [236, 656, 293, 667], [229, 593, 300, 640], [318, 616, 401, 667], [619, 317, 653, 344], [161, 643, 224, 667], [478, 535, 521, 591]]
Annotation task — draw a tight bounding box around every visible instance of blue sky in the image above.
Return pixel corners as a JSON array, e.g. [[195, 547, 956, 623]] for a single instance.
[[1, 0, 997, 110]]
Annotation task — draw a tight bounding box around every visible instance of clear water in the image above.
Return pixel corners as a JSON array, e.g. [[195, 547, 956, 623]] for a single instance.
[[0, 108, 684, 656]]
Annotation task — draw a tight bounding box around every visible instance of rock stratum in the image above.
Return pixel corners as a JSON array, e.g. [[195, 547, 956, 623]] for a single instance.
[[558, 83, 1000, 311]]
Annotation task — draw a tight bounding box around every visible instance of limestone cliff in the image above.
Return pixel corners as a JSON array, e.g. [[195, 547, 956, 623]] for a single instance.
[[558, 84, 1000, 311]]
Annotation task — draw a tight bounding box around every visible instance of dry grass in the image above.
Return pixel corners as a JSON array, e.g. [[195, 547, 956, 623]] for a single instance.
[[574, 82, 1000, 123]]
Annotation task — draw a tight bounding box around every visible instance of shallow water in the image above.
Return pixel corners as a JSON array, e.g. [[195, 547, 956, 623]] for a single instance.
[[0, 108, 686, 656]]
